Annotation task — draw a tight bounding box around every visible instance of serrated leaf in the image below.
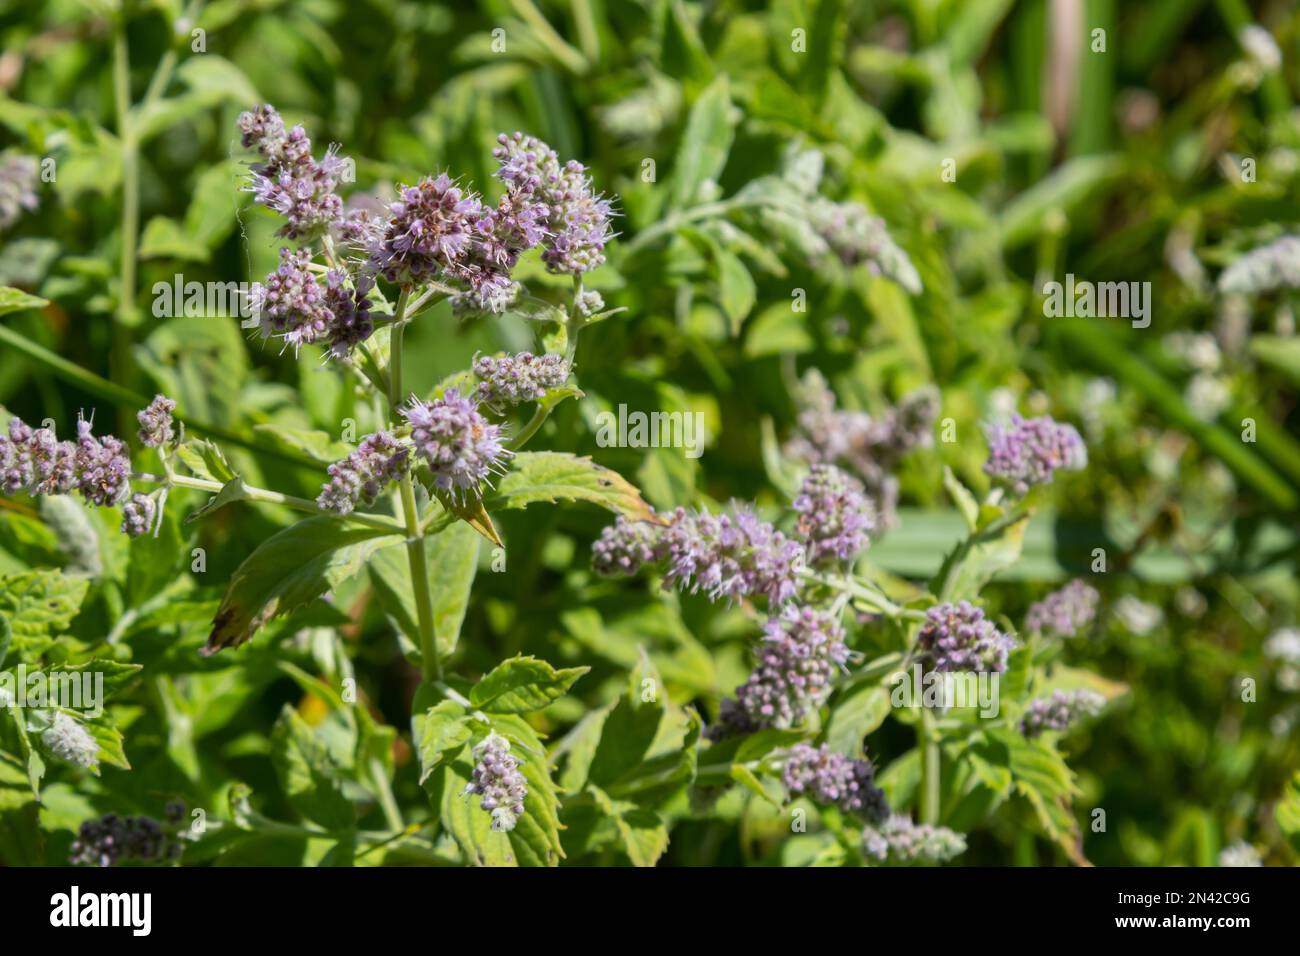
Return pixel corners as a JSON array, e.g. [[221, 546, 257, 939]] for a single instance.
[[205, 518, 400, 653], [175, 438, 237, 482], [589, 785, 670, 866], [0, 286, 48, 317], [825, 684, 893, 756], [470, 656, 589, 714], [417, 701, 471, 784], [186, 476, 250, 523], [0, 570, 89, 662], [270, 706, 354, 832], [490, 451, 658, 522]]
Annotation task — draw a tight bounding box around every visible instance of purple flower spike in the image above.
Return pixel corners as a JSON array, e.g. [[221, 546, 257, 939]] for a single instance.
[[401, 389, 509, 499], [1020, 689, 1105, 738], [238, 104, 344, 239], [317, 432, 410, 515], [660, 505, 804, 607], [917, 601, 1016, 674], [462, 732, 528, 832], [792, 464, 874, 565], [136, 395, 177, 449], [591, 515, 666, 576], [983, 413, 1087, 496], [782, 743, 888, 821], [474, 352, 570, 406], [1024, 579, 1099, 639]]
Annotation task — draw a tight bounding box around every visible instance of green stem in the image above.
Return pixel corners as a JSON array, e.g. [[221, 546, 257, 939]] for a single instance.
[[132, 471, 401, 531], [388, 288, 411, 410], [510, 0, 588, 73], [918, 710, 941, 825], [369, 757, 404, 831], [399, 473, 441, 681], [111, 20, 138, 434]]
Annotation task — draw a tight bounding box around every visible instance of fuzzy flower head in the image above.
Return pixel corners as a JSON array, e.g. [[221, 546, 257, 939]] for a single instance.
[[41, 712, 99, 769], [136, 395, 176, 449], [660, 505, 804, 607], [251, 247, 333, 349], [591, 516, 666, 577], [710, 607, 849, 739], [368, 174, 482, 285], [74, 417, 131, 507], [120, 492, 157, 539], [238, 105, 344, 239], [782, 743, 888, 821], [462, 732, 528, 832], [493, 132, 614, 275], [401, 389, 509, 499], [862, 814, 967, 864], [1020, 689, 1105, 738], [1025, 579, 1100, 638], [317, 432, 410, 515], [1, 418, 78, 497], [474, 352, 570, 407], [792, 464, 874, 565], [983, 414, 1087, 496], [322, 270, 375, 357], [917, 601, 1016, 674], [806, 198, 922, 293], [0, 151, 40, 231]]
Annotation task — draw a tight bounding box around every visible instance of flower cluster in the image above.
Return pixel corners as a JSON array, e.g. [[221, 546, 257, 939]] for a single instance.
[[710, 607, 849, 738], [317, 432, 410, 514], [0, 415, 133, 508], [402, 389, 509, 499], [136, 395, 176, 448], [792, 464, 874, 565], [1019, 689, 1105, 738], [41, 712, 99, 769], [0, 151, 40, 231], [917, 601, 1016, 674], [1217, 235, 1300, 294], [121, 493, 158, 538], [983, 414, 1087, 496], [1024, 579, 1100, 638], [367, 173, 480, 286], [463, 732, 528, 832], [69, 812, 182, 867], [474, 352, 569, 407], [781, 743, 888, 820], [659, 506, 804, 606], [806, 198, 922, 294], [784, 371, 937, 528], [238, 105, 345, 239], [591, 515, 666, 576], [861, 814, 967, 864], [493, 132, 615, 274]]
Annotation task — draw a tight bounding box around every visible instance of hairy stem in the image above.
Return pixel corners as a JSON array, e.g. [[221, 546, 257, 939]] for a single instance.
[[399, 473, 441, 682], [388, 287, 411, 410], [132, 471, 401, 531], [918, 710, 941, 825]]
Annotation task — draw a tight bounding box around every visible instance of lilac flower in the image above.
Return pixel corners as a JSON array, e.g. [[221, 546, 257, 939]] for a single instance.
[[401, 389, 509, 499], [1, 417, 94, 499], [316, 432, 410, 514], [136, 395, 176, 448], [792, 464, 874, 565], [41, 712, 99, 769], [1020, 689, 1105, 738], [1025, 579, 1100, 638], [0, 152, 40, 231], [321, 269, 375, 357], [784, 372, 938, 529], [493, 132, 614, 275], [862, 814, 966, 864], [238, 105, 344, 239], [463, 732, 528, 832], [660, 505, 804, 606], [983, 414, 1087, 496], [474, 352, 569, 406], [73, 417, 131, 507], [70, 813, 177, 867], [917, 601, 1016, 674], [807, 198, 921, 293], [367, 174, 482, 286], [710, 607, 849, 738], [121, 493, 157, 538], [252, 248, 333, 349], [591, 515, 666, 576], [782, 743, 888, 820]]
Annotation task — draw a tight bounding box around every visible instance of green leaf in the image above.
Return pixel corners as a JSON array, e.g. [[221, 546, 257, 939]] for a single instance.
[[999, 155, 1125, 249], [186, 476, 251, 523], [1277, 772, 1300, 854], [1003, 730, 1086, 864], [743, 302, 815, 358], [589, 785, 670, 866], [931, 509, 1029, 602], [0, 286, 49, 317], [432, 716, 564, 866], [490, 452, 659, 522], [825, 684, 892, 756], [369, 520, 480, 659], [205, 518, 400, 653], [251, 425, 352, 464], [714, 249, 756, 331], [470, 656, 590, 714], [0, 570, 89, 662], [943, 466, 980, 532], [175, 437, 237, 483], [270, 706, 355, 832], [416, 701, 472, 785], [668, 74, 733, 211]]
